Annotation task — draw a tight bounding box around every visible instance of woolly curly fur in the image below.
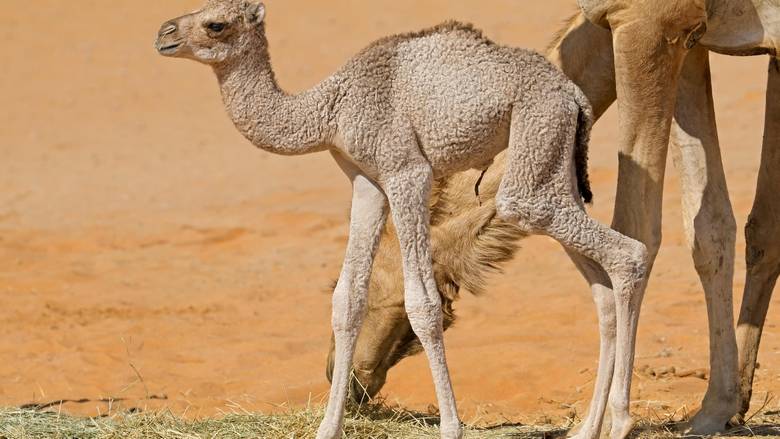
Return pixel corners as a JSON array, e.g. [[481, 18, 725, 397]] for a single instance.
[[338, 14, 596, 375], [348, 21, 593, 203]]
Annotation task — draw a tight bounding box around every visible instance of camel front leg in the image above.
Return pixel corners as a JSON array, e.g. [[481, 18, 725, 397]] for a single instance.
[[385, 164, 463, 439], [669, 46, 739, 432], [605, 5, 698, 437], [317, 154, 389, 439], [736, 57, 780, 419]]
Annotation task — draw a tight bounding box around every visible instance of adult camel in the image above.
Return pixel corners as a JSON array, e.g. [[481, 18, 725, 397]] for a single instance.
[[574, 0, 779, 432], [328, 1, 780, 435]]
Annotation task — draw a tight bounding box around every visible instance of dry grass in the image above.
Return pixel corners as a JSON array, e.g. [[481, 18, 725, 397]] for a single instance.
[[0, 404, 562, 439], [1, 404, 779, 439]]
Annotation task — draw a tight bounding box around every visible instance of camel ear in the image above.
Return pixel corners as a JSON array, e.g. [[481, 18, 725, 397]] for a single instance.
[[245, 2, 266, 25]]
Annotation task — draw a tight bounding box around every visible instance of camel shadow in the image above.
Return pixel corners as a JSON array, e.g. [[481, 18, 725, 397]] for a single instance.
[[625, 414, 780, 438], [351, 402, 780, 438], [348, 402, 571, 438]]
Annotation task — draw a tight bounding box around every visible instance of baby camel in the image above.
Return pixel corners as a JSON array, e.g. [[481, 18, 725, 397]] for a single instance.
[[155, 1, 647, 438]]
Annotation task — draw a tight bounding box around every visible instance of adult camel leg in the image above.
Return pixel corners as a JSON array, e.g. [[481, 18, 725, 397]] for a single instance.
[[736, 57, 780, 419], [610, 12, 686, 438], [317, 154, 389, 439], [669, 46, 739, 432], [385, 163, 463, 439]]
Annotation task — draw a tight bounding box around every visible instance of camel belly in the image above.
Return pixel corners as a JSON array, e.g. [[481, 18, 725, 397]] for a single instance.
[[405, 96, 513, 176], [420, 123, 510, 177], [701, 0, 780, 55]]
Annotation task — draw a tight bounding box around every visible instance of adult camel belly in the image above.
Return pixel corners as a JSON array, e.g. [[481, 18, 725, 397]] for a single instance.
[[701, 0, 780, 56]]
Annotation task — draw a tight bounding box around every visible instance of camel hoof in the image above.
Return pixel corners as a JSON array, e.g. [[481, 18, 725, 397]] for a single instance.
[[729, 411, 746, 427], [315, 422, 342, 439], [609, 413, 635, 439], [440, 423, 464, 439], [681, 412, 731, 436], [682, 395, 738, 436]]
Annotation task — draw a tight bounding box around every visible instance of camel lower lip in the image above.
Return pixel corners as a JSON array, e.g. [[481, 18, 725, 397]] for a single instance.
[[158, 43, 182, 54]]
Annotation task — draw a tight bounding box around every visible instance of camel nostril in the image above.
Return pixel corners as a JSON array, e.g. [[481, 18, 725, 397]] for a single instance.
[[159, 22, 178, 37]]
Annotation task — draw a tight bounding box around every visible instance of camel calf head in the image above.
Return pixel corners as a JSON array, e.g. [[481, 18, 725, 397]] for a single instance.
[[155, 0, 266, 65]]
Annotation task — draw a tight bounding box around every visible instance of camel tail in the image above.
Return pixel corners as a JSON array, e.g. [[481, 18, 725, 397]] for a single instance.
[[573, 87, 594, 204]]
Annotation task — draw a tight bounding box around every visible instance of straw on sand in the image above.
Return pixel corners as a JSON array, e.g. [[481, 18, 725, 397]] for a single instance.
[[1, 402, 778, 439]]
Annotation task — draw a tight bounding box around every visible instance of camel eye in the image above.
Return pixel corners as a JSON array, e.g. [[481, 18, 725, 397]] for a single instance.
[[206, 22, 226, 33]]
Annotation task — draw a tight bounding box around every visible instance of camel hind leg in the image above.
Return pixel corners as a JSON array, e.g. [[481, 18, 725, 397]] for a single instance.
[[669, 46, 739, 431], [565, 250, 618, 439], [543, 206, 646, 439], [736, 57, 780, 419], [496, 103, 648, 439]]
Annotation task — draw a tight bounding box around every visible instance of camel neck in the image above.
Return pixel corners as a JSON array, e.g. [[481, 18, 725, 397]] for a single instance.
[[214, 31, 335, 156]]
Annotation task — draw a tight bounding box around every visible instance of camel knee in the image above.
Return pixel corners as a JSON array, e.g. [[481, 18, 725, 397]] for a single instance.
[[405, 287, 444, 340], [739, 213, 780, 343], [618, 238, 648, 279], [607, 239, 649, 299], [689, 211, 737, 278], [745, 214, 780, 278], [625, 240, 649, 288], [331, 283, 367, 335]]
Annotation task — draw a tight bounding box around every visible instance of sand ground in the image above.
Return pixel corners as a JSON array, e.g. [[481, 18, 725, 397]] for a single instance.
[[1, 0, 779, 425]]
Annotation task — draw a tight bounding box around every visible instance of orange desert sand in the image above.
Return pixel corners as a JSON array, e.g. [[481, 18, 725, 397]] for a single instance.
[[1, 0, 778, 425]]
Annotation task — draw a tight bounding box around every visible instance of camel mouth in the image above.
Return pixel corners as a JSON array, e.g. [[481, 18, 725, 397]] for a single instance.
[[157, 42, 183, 56]]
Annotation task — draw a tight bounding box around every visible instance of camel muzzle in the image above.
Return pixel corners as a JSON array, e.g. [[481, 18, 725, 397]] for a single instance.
[[155, 21, 184, 56]]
